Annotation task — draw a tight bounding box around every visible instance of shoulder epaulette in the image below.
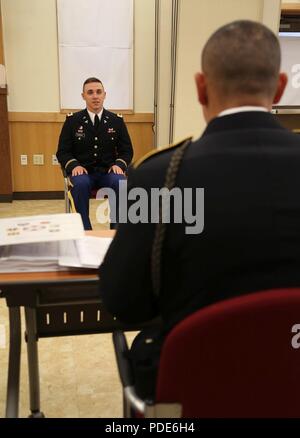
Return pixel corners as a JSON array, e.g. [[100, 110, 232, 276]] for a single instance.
[[117, 113, 123, 118], [133, 136, 192, 169], [66, 112, 73, 117]]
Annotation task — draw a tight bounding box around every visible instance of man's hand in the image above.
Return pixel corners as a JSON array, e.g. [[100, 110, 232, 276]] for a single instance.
[[72, 166, 88, 176], [108, 165, 124, 175]]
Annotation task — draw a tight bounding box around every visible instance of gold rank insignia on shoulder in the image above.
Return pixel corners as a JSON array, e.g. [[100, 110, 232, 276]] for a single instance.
[[66, 112, 73, 117], [117, 113, 123, 118], [133, 136, 193, 169]]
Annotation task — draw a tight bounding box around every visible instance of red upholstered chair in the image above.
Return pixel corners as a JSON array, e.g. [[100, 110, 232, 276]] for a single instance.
[[113, 288, 300, 418]]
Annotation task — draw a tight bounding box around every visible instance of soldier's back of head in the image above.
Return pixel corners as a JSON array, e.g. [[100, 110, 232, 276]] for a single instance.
[[202, 20, 281, 100]]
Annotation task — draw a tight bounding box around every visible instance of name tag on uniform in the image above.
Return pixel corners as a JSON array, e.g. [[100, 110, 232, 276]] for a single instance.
[[75, 126, 85, 138]]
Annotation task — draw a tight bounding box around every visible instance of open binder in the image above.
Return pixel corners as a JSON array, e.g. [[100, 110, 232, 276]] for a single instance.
[[0, 213, 112, 273]]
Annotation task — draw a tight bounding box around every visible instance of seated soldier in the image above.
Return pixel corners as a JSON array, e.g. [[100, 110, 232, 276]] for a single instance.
[[56, 77, 133, 230], [99, 20, 300, 400]]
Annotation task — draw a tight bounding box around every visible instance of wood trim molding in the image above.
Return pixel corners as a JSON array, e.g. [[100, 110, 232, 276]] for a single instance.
[[281, 3, 300, 14], [8, 112, 154, 124], [13, 191, 64, 200], [0, 194, 12, 202]]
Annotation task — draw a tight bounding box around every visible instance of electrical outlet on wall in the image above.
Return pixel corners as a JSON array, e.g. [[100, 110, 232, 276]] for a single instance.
[[33, 154, 44, 165], [52, 155, 59, 165], [20, 155, 28, 165]]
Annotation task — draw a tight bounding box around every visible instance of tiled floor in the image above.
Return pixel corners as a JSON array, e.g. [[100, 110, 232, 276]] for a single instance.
[[0, 200, 137, 418], [0, 199, 108, 229]]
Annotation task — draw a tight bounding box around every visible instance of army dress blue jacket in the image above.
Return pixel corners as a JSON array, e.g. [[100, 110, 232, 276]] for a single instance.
[[57, 108, 133, 175]]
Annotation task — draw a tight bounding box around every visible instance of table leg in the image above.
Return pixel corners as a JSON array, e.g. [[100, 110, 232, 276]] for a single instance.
[[24, 307, 44, 417], [5, 307, 21, 418]]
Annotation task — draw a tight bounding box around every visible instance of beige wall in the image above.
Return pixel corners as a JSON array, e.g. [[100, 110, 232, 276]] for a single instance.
[[173, 0, 282, 142], [156, 0, 173, 147], [0, 2, 4, 65], [134, 0, 155, 112], [1, 0, 60, 112], [263, 0, 281, 32], [0, 0, 155, 193], [0, 0, 284, 139], [0, 0, 155, 113]]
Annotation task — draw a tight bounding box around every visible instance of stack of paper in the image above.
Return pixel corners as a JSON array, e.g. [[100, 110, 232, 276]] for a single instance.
[[0, 241, 64, 273], [0, 213, 113, 273]]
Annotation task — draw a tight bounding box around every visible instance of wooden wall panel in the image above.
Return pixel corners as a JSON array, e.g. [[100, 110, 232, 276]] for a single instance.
[[281, 3, 300, 14], [0, 88, 12, 199], [127, 122, 154, 161], [9, 121, 64, 191], [275, 113, 300, 132], [8, 112, 154, 192]]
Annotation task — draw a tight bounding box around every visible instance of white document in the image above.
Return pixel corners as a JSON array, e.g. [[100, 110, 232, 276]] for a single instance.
[[76, 236, 112, 268], [0, 213, 84, 246], [58, 239, 82, 269], [58, 236, 113, 269]]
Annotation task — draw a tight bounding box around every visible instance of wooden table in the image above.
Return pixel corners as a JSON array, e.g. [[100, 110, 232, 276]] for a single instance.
[[0, 230, 143, 418]]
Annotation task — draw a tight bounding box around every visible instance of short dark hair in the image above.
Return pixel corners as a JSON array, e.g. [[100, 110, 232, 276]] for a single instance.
[[83, 77, 104, 91], [202, 20, 281, 98]]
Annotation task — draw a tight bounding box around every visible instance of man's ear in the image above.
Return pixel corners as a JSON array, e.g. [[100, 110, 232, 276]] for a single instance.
[[273, 72, 288, 104], [195, 72, 208, 106]]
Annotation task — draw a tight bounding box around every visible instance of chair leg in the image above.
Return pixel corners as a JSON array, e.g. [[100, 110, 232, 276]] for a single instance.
[[63, 174, 71, 213], [24, 307, 45, 418], [5, 307, 21, 418], [123, 389, 132, 418], [65, 190, 71, 213]]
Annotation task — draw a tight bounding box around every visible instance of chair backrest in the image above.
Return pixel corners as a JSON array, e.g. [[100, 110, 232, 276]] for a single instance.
[[155, 288, 300, 417]]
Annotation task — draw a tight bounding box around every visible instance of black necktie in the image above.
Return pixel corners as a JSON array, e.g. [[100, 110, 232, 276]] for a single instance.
[[94, 114, 100, 129]]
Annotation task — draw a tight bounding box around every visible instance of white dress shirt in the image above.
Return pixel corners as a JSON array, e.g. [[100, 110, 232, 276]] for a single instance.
[[218, 106, 269, 118], [87, 108, 104, 125]]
